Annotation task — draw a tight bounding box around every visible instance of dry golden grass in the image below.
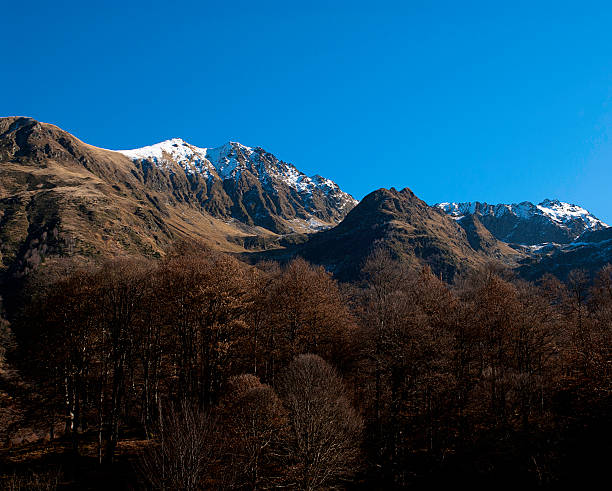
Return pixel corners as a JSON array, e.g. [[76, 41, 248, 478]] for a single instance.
[[0, 118, 293, 274]]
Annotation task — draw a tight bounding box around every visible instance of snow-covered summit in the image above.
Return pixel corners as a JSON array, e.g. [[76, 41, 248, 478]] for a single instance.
[[435, 199, 608, 245], [118, 139, 244, 179], [117, 139, 356, 204], [118, 138, 199, 162], [535, 199, 607, 229], [116, 139, 357, 233], [436, 200, 607, 229]]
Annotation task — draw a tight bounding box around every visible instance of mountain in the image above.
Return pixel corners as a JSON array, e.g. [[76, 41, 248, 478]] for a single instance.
[[455, 213, 507, 253], [117, 138, 357, 234], [517, 227, 612, 280], [0, 117, 247, 275], [2, 116, 607, 284], [435, 200, 608, 245], [0, 117, 355, 276], [253, 188, 522, 281]]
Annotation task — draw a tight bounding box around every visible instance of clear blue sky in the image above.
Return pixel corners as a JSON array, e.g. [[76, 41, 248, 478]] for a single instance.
[[3, 1, 612, 221]]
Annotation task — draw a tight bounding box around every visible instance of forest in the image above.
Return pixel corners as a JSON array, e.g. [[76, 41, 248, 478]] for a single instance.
[[0, 242, 610, 489]]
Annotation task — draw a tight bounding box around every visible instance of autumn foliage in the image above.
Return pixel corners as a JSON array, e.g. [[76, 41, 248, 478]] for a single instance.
[[1, 244, 610, 488]]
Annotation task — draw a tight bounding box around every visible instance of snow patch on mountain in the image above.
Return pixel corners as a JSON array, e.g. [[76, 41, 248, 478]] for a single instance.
[[536, 199, 606, 228], [204, 141, 254, 180], [435, 200, 608, 232], [117, 139, 356, 202], [119, 138, 215, 177], [116, 139, 358, 231]]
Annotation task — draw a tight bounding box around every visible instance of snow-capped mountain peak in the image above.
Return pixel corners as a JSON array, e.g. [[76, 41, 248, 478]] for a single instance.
[[116, 139, 357, 233], [436, 199, 607, 227], [119, 138, 197, 162], [117, 139, 353, 197], [118, 138, 215, 177], [535, 199, 606, 228], [434, 199, 608, 245]]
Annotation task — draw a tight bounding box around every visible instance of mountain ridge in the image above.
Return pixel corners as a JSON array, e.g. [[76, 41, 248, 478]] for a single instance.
[[435, 199, 608, 245], [0, 116, 264, 275], [250, 187, 523, 281], [0, 116, 356, 276], [116, 138, 357, 234], [1, 116, 609, 282]]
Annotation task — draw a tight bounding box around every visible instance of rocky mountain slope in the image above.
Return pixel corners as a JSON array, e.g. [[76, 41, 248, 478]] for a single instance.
[[517, 227, 612, 280], [117, 138, 357, 234], [253, 188, 522, 281], [436, 200, 608, 245], [0, 117, 355, 276], [0, 117, 246, 275], [1, 116, 608, 284]]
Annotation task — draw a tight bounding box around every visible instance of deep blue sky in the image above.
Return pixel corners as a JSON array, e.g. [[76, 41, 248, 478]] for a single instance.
[[3, 1, 612, 221]]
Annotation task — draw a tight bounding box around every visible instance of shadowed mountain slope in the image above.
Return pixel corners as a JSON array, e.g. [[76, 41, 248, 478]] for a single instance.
[[436, 200, 608, 245], [517, 227, 612, 280], [0, 117, 360, 276], [117, 138, 357, 234], [252, 188, 522, 281]]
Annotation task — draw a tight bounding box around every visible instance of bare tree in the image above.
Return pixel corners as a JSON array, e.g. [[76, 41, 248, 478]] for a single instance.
[[2, 467, 61, 490], [157, 244, 253, 406], [94, 258, 150, 463], [220, 374, 288, 489], [139, 400, 218, 490], [278, 354, 362, 490], [590, 264, 612, 385], [357, 247, 412, 443], [26, 266, 100, 454], [262, 258, 357, 383]]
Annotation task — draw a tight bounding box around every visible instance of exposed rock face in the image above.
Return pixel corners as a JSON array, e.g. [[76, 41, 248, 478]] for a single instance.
[[436, 199, 612, 280], [117, 139, 357, 234], [2, 116, 608, 284], [0, 117, 357, 276], [517, 227, 612, 280], [435, 200, 608, 245]]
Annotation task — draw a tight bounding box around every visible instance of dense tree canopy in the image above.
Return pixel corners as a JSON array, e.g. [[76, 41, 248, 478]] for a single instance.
[[1, 244, 610, 489]]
